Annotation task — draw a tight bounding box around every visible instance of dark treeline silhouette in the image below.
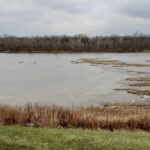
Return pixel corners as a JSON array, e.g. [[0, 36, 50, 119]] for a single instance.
[[0, 34, 150, 53]]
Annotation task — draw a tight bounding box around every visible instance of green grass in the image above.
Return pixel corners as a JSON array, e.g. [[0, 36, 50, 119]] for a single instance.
[[0, 126, 149, 150]]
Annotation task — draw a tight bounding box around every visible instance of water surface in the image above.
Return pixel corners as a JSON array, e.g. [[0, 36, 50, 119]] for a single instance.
[[0, 53, 149, 106]]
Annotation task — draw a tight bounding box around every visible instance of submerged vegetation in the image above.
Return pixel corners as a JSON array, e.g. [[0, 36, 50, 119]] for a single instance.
[[0, 103, 150, 132], [0, 34, 150, 53]]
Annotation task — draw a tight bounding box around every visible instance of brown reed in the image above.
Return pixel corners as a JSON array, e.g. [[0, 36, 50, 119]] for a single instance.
[[0, 103, 150, 132]]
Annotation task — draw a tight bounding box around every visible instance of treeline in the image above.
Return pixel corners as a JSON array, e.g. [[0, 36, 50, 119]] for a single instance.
[[0, 34, 150, 53]]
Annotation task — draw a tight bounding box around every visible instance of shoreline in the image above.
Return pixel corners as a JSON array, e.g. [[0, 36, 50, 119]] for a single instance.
[[0, 103, 150, 132], [0, 36, 150, 53], [0, 51, 150, 54]]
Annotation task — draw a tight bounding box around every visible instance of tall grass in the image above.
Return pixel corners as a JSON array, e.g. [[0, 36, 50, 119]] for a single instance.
[[0, 103, 150, 131]]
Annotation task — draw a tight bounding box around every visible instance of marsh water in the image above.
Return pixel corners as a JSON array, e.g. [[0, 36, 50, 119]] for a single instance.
[[0, 53, 149, 106]]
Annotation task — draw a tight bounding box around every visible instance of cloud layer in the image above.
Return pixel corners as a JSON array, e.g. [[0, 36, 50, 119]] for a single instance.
[[0, 0, 149, 36]]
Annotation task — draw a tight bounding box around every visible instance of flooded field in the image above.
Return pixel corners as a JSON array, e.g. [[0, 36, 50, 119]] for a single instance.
[[0, 53, 149, 106]]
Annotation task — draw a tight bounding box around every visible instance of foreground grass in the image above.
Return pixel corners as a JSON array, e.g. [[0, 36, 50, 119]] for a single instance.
[[0, 126, 150, 150]]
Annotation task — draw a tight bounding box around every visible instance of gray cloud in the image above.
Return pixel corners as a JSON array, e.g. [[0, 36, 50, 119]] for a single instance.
[[0, 0, 149, 36], [120, 0, 150, 19]]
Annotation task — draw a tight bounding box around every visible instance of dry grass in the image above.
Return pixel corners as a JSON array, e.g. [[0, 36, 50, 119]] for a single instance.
[[115, 89, 150, 96], [0, 103, 150, 132], [127, 90, 150, 96], [128, 82, 150, 87], [126, 70, 149, 74], [73, 58, 150, 67], [127, 77, 150, 81]]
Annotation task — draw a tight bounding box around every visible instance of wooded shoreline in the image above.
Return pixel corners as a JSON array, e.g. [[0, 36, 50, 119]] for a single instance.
[[0, 35, 150, 53]]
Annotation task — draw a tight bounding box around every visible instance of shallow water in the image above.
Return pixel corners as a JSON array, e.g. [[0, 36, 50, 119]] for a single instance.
[[0, 53, 149, 106]]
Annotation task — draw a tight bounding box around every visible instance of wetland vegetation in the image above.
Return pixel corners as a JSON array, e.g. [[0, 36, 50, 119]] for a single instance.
[[0, 103, 150, 132], [0, 39, 149, 150]]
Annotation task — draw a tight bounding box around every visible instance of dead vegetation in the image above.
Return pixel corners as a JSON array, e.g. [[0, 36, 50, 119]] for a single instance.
[[73, 59, 120, 65], [115, 77, 150, 95], [73, 58, 150, 97], [126, 70, 149, 74], [126, 77, 150, 94], [126, 77, 150, 81], [128, 82, 150, 87], [115, 89, 150, 96], [73, 58, 150, 67], [127, 90, 150, 96], [0, 103, 150, 132]]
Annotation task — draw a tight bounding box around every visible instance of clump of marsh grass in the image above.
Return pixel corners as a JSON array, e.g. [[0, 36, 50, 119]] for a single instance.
[[0, 103, 150, 132]]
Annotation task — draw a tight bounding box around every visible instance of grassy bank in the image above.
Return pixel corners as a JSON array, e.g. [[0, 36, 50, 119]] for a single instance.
[[0, 104, 150, 131], [0, 126, 150, 150]]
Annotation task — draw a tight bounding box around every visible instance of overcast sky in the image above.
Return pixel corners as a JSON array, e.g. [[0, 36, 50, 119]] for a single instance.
[[0, 0, 149, 36]]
